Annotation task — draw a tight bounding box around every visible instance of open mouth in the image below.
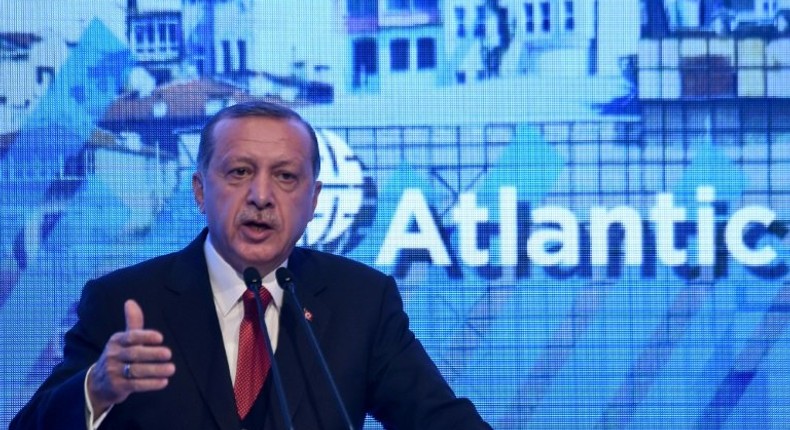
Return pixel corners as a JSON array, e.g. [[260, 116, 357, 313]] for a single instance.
[[243, 220, 273, 232]]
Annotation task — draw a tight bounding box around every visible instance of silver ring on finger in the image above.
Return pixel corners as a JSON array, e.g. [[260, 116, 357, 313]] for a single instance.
[[123, 363, 134, 379]]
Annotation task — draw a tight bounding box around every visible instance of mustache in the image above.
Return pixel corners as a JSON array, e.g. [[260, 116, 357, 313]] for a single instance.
[[238, 209, 279, 228]]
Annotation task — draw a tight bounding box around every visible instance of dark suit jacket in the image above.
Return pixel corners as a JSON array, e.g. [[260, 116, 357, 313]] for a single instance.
[[10, 230, 490, 429]]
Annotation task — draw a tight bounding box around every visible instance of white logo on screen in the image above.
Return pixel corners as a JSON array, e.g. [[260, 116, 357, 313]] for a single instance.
[[300, 129, 368, 248]]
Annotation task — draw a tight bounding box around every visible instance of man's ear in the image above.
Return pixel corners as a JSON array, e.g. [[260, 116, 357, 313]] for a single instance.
[[192, 172, 205, 213], [311, 180, 323, 213]]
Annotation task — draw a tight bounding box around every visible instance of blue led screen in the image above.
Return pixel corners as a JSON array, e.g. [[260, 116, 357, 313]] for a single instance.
[[2, 1, 790, 428]]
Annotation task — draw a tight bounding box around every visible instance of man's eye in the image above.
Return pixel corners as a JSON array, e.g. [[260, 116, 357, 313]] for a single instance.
[[229, 167, 250, 177], [277, 172, 297, 181]]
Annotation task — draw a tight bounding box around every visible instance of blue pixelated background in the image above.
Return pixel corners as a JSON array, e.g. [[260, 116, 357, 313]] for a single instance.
[[2, 1, 790, 428]]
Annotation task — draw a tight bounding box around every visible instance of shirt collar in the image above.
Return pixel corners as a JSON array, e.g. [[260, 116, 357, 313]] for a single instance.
[[204, 233, 285, 317]]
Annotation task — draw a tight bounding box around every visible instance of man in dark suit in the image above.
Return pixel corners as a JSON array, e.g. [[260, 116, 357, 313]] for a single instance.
[[10, 101, 491, 429]]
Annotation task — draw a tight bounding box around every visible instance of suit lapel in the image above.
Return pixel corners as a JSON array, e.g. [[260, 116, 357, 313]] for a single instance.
[[162, 232, 239, 430], [276, 248, 331, 424], [156, 239, 334, 428]]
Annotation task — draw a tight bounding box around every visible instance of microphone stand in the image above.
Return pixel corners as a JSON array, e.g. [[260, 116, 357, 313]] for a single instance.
[[244, 268, 294, 430], [276, 268, 355, 430]]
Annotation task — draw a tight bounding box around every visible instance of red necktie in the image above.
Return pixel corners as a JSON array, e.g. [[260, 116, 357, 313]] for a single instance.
[[234, 288, 273, 419]]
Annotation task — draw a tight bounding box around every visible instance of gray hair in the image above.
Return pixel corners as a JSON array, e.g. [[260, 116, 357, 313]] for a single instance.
[[196, 100, 321, 178]]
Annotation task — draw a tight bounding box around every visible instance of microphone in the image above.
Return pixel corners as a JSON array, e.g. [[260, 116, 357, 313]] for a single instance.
[[242, 267, 294, 430], [275, 267, 355, 430]]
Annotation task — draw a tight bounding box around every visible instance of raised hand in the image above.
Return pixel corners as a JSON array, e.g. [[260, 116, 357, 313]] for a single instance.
[[86, 300, 176, 417]]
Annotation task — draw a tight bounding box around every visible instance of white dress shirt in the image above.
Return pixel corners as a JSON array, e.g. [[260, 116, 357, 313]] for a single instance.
[[86, 233, 283, 428], [203, 233, 284, 384]]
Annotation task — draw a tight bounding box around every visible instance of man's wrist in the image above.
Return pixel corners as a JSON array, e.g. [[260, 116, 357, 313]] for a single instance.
[[85, 364, 113, 427]]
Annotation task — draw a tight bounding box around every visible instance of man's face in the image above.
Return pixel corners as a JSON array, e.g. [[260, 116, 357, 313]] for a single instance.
[[192, 116, 322, 274]]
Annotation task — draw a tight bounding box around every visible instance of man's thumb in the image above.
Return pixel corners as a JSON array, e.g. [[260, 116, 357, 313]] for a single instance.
[[124, 299, 144, 331]]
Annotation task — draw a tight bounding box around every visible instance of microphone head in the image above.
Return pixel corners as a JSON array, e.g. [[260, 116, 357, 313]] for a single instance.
[[275, 267, 295, 291], [243, 267, 262, 290]]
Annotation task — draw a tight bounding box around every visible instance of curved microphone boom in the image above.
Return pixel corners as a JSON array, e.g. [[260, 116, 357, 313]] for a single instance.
[[275, 267, 355, 430], [242, 267, 293, 430]]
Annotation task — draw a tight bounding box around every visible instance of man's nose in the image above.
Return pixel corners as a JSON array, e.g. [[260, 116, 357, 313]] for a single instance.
[[248, 174, 274, 208]]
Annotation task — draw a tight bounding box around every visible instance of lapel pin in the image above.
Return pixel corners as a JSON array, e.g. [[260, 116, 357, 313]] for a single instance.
[[303, 308, 313, 322]]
